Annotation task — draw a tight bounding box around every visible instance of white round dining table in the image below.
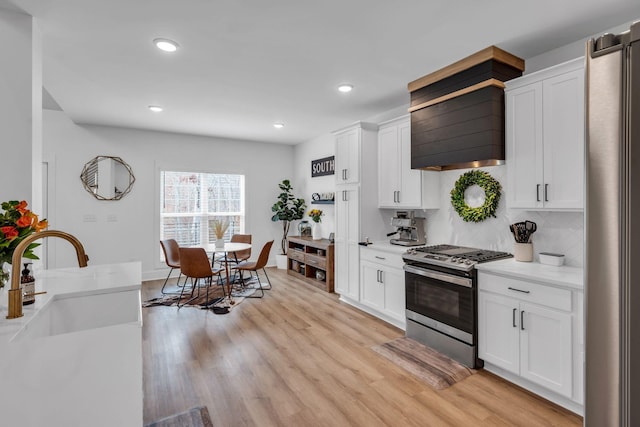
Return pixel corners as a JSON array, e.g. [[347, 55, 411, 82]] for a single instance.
[[202, 242, 252, 301]]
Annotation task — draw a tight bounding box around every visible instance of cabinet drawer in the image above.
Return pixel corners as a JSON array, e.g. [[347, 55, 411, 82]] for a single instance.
[[360, 248, 404, 269], [288, 250, 305, 263], [478, 272, 571, 312], [305, 254, 326, 270]]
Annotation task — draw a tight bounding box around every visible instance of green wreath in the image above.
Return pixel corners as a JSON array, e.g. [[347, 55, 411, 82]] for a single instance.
[[450, 170, 502, 222]]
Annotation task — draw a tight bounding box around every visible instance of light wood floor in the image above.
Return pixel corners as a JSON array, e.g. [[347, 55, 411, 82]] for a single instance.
[[142, 267, 583, 426]]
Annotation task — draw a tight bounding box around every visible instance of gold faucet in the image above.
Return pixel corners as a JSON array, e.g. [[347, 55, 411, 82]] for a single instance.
[[6, 230, 89, 319]]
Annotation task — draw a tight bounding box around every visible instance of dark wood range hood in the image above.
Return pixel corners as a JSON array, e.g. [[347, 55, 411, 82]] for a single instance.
[[408, 46, 524, 171]]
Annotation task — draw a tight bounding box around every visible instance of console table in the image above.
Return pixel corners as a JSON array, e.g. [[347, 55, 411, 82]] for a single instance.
[[287, 236, 334, 292]]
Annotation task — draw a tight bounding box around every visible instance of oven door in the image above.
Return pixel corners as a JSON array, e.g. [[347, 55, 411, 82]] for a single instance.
[[404, 264, 475, 344]]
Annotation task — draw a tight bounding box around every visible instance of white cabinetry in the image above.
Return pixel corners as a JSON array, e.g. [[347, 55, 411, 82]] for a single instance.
[[333, 122, 381, 302], [335, 185, 360, 300], [359, 247, 405, 326], [506, 58, 585, 210], [335, 126, 360, 184], [377, 115, 439, 209], [478, 269, 583, 413]]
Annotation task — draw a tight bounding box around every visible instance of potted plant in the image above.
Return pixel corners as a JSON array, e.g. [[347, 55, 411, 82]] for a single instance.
[[271, 179, 306, 269], [211, 219, 230, 248]]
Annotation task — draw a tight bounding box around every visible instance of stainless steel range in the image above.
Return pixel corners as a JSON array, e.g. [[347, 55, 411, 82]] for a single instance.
[[403, 244, 512, 368]]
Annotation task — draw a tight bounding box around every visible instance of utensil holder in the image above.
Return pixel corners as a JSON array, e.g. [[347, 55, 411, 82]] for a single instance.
[[514, 242, 533, 262]]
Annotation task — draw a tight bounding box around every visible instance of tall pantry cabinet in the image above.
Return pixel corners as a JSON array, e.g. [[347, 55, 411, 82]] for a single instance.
[[333, 122, 380, 302]]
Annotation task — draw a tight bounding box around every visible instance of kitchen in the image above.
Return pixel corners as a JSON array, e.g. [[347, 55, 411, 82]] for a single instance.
[[1, 1, 640, 426]]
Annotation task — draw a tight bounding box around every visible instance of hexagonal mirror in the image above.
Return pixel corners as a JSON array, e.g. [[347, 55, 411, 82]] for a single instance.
[[80, 156, 135, 201]]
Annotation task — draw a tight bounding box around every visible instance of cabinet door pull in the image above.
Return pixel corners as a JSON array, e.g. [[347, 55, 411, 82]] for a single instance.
[[342, 190, 347, 202], [520, 310, 525, 330], [536, 184, 540, 202], [393, 191, 396, 203], [545, 184, 549, 202], [379, 270, 384, 283], [376, 270, 380, 283], [513, 308, 517, 328], [508, 287, 530, 294], [374, 256, 386, 260], [396, 191, 400, 204]]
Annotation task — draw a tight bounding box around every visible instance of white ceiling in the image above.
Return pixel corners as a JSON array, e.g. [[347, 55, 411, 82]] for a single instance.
[[3, 0, 640, 145]]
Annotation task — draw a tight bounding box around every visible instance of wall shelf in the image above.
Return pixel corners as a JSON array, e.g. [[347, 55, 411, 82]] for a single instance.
[[311, 200, 334, 205]]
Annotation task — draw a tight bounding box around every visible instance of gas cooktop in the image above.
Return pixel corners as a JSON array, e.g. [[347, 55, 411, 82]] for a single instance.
[[403, 244, 513, 272]]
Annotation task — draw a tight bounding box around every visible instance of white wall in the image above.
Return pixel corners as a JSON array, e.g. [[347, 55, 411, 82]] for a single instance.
[[0, 9, 38, 206], [421, 166, 584, 267], [525, 18, 639, 73], [293, 133, 336, 239], [43, 110, 294, 280]]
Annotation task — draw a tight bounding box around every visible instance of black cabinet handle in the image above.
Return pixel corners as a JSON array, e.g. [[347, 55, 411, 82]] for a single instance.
[[508, 287, 530, 294], [397, 191, 400, 203], [545, 184, 549, 202], [520, 310, 525, 330], [536, 184, 540, 202], [513, 308, 517, 327]]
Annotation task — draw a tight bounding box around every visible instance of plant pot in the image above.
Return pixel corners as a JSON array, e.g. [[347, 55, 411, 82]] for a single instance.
[[215, 239, 225, 248], [275, 254, 288, 270]]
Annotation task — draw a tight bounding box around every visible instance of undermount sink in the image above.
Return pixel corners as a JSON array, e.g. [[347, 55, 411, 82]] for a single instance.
[[11, 289, 141, 341]]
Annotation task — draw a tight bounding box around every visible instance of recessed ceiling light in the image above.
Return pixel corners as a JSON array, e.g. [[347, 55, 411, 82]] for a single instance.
[[338, 84, 353, 93], [148, 105, 163, 112], [153, 38, 179, 52], [273, 122, 285, 129]]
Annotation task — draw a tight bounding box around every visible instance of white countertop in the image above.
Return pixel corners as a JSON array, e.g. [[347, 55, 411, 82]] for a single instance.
[[361, 240, 413, 255], [0, 262, 143, 426], [476, 258, 584, 290]]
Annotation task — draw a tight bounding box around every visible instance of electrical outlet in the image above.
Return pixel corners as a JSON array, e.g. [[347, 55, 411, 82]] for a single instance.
[[82, 214, 97, 222]]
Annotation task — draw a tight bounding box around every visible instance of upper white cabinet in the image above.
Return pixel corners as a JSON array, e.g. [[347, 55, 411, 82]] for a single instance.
[[335, 125, 366, 185], [377, 116, 440, 209], [506, 58, 585, 210]]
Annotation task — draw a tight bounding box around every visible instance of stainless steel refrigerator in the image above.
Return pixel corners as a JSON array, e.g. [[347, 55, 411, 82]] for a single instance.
[[586, 21, 639, 427]]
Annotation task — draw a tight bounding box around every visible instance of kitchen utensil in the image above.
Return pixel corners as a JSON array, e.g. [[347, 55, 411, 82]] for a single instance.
[[510, 221, 537, 243]]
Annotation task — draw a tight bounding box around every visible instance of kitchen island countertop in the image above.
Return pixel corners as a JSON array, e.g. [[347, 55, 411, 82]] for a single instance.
[[0, 261, 143, 427]]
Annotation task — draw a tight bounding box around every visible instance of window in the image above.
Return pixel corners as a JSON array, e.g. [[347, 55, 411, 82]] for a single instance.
[[160, 171, 245, 249]]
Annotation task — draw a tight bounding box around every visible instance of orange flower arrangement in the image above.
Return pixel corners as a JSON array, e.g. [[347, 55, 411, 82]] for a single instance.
[[0, 200, 48, 266]]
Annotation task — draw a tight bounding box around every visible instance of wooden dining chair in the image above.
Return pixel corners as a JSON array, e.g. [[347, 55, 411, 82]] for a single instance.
[[231, 240, 273, 298], [215, 233, 251, 265], [178, 247, 225, 308], [160, 239, 183, 295]]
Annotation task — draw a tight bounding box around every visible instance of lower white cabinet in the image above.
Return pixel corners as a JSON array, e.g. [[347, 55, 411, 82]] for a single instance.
[[478, 270, 582, 411], [478, 292, 572, 398], [359, 247, 406, 326]]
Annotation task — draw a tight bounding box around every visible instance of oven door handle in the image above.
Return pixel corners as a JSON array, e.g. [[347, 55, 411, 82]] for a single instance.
[[403, 265, 472, 288]]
